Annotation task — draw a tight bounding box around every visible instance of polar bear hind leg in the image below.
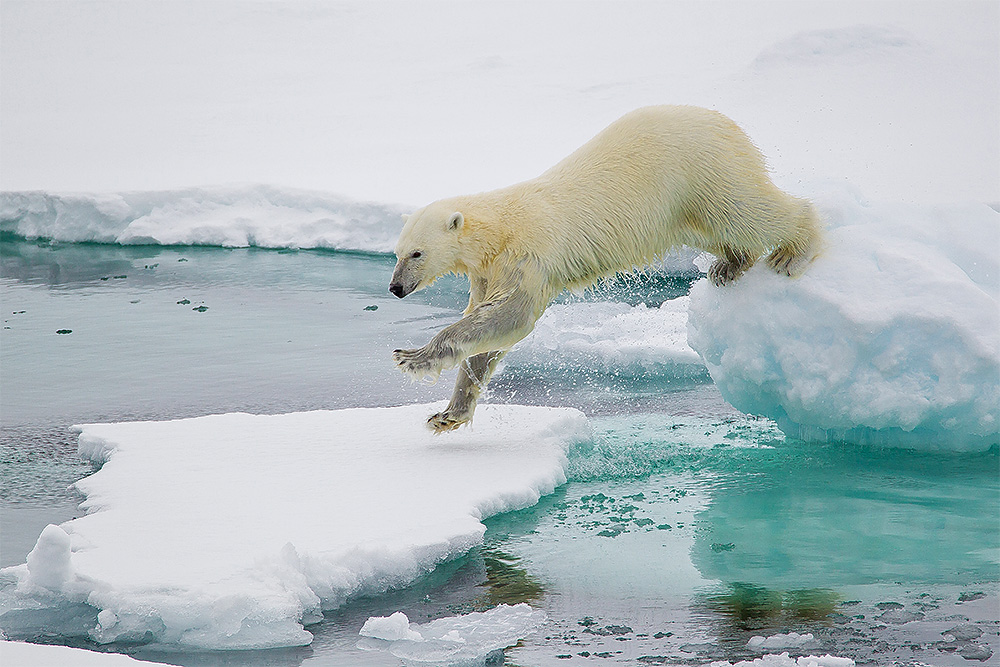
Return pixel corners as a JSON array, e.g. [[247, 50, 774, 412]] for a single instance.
[[766, 201, 823, 278], [709, 246, 756, 286]]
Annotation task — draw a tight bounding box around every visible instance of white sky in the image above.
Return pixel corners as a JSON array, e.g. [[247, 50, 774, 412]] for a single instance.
[[1, 1, 997, 205]]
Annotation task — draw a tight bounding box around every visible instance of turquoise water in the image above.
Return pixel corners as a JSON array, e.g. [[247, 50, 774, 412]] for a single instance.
[[1, 239, 997, 666]]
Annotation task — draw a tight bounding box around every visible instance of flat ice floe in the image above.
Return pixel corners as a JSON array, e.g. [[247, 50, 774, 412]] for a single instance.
[[0, 404, 590, 649], [688, 185, 999, 450]]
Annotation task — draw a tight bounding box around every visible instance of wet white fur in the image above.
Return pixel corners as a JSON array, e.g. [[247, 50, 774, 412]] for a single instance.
[[392, 105, 822, 431]]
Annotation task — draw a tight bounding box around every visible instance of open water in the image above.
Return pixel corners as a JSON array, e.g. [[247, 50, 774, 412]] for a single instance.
[[1, 238, 997, 666]]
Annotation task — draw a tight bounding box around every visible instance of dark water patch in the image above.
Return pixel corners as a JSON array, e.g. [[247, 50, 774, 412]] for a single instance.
[[0, 426, 94, 505], [959, 591, 987, 603], [0, 425, 93, 567]]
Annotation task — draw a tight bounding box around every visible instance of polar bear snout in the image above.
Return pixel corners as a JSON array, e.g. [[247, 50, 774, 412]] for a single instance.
[[389, 258, 419, 298], [388, 276, 413, 298]]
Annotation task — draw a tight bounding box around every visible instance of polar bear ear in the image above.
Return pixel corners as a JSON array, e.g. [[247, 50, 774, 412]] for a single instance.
[[448, 212, 464, 231], [401, 213, 411, 223]]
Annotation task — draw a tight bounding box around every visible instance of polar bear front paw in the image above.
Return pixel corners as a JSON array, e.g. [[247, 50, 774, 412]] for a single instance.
[[426, 410, 470, 433], [393, 348, 442, 383]]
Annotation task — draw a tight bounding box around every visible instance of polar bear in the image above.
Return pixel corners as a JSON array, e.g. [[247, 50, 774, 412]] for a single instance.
[[390, 105, 822, 432]]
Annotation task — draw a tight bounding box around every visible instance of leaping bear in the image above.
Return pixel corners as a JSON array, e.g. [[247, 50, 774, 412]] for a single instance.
[[389, 105, 822, 432]]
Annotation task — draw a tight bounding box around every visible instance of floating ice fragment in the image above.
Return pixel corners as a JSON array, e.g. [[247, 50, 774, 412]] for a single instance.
[[708, 652, 854, 667], [944, 623, 983, 641], [358, 603, 546, 666], [360, 611, 424, 641]]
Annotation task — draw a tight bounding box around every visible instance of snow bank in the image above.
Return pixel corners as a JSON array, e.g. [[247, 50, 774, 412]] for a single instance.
[[0, 641, 161, 666], [688, 185, 999, 450], [504, 297, 704, 377], [358, 603, 546, 666], [0, 185, 407, 252], [0, 404, 590, 649]]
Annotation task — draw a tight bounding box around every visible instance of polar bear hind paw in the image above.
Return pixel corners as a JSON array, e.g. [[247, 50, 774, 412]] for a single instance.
[[393, 348, 442, 383], [709, 250, 754, 286], [766, 244, 809, 277], [427, 410, 469, 433]]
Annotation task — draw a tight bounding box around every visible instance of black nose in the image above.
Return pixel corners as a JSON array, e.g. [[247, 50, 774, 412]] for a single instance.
[[389, 283, 405, 298]]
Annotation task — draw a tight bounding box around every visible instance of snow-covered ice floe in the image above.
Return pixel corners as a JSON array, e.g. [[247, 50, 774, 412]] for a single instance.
[[688, 185, 999, 450], [0, 404, 590, 649], [358, 603, 546, 666], [0, 640, 161, 666], [0, 185, 408, 252]]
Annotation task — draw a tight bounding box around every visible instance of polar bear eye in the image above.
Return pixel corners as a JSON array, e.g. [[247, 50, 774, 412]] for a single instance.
[[410, 251, 423, 259]]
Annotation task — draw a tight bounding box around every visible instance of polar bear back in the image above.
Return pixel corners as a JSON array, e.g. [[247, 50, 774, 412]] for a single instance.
[[515, 105, 808, 288]]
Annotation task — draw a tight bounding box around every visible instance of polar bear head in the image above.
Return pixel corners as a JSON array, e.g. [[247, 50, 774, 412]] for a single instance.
[[389, 201, 465, 298]]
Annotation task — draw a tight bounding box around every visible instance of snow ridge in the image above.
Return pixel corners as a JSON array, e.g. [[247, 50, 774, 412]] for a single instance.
[[0, 185, 408, 253]]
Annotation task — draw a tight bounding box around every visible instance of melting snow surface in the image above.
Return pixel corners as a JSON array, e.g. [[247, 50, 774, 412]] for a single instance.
[[688, 185, 1000, 450], [0, 404, 590, 649]]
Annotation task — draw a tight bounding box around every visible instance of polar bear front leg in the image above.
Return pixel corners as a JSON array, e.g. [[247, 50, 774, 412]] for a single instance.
[[394, 286, 541, 376], [392, 346, 450, 383], [427, 350, 507, 433]]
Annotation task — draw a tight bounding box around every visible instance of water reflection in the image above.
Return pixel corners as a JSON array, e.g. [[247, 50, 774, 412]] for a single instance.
[[690, 439, 1000, 588], [0, 238, 401, 295], [476, 548, 546, 610], [703, 583, 840, 629], [0, 238, 157, 287]]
